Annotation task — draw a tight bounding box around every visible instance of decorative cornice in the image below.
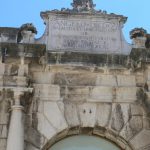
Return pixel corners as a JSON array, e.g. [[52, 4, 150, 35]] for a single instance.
[[40, 0, 127, 24], [40, 10, 127, 24]]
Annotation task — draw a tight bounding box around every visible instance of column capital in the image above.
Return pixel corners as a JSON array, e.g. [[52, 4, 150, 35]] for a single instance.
[[11, 87, 33, 96], [13, 89, 25, 100], [13, 87, 33, 105]]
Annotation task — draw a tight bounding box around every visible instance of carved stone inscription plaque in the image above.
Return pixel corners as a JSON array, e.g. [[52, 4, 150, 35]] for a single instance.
[[48, 17, 122, 53]]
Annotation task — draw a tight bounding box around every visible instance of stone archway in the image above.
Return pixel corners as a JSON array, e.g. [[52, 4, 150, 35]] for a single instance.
[[42, 127, 133, 150], [32, 67, 150, 150], [48, 135, 120, 150]]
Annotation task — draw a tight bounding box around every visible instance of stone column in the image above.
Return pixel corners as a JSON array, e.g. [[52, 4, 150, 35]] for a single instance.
[[6, 91, 24, 150], [0, 50, 5, 76]]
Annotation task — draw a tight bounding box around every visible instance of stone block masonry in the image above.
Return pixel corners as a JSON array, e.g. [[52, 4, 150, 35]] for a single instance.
[[0, 0, 150, 149]]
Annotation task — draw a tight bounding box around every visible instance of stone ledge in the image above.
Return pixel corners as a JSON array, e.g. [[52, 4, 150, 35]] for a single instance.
[[47, 52, 128, 66], [0, 42, 46, 58], [60, 86, 137, 103]]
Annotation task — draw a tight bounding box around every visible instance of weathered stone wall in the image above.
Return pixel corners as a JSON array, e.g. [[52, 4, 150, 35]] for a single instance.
[[0, 28, 19, 43], [1, 1, 150, 149], [0, 47, 150, 150], [27, 61, 150, 150]]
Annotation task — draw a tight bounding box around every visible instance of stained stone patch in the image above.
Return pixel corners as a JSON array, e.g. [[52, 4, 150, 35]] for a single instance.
[[36, 100, 44, 113], [147, 69, 150, 81], [33, 72, 54, 84], [141, 145, 150, 150], [0, 91, 2, 101], [115, 87, 137, 102], [120, 104, 131, 124], [96, 103, 112, 127], [15, 76, 28, 87], [136, 74, 145, 86], [25, 143, 39, 150], [96, 75, 117, 86], [64, 102, 80, 127], [34, 84, 60, 101], [130, 129, 150, 150], [88, 86, 113, 102], [0, 125, 7, 138], [10, 64, 19, 76], [0, 100, 9, 124], [3, 76, 27, 87], [120, 116, 143, 141], [54, 73, 96, 86], [24, 127, 41, 149], [130, 104, 143, 116], [0, 76, 3, 86], [0, 113, 9, 125], [0, 139, 7, 150], [111, 104, 124, 132], [64, 86, 89, 101], [143, 117, 150, 129], [18, 64, 28, 76], [0, 64, 5, 75], [3, 76, 18, 86]]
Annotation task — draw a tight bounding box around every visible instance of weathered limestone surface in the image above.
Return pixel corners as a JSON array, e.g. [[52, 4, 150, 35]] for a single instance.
[[64, 102, 80, 127], [0, 64, 5, 75], [0, 57, 150, 150], [1, 1, 150, 150], [96, 103, 111, 127], [0, 55, 150, 150], [34, 84, 60, 100], [33, 72, 54, 84], [130, 130, 150, 149], [96, 75, 117, 86], [88, 86, 114, 102], [42, 11, 131, 54], [31, 63, 150, 150], [37, 113, 57, 140], [117, 75, 136, 87], [43, 102, 68, 132], [78, 103, 97, 127], [115, 87, 137, 102], [0, 139, 7, 150]]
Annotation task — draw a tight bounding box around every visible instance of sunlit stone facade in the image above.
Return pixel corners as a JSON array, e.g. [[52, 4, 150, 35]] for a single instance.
[[0, 0, 150, 150]]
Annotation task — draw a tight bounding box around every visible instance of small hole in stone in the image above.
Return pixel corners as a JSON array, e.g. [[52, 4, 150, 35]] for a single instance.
[[89, 109, 92, 114], [83, 110, 86, 113]]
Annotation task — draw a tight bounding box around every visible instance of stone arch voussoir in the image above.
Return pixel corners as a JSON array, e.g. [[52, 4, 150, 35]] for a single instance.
[[42, 126, 134, 150]]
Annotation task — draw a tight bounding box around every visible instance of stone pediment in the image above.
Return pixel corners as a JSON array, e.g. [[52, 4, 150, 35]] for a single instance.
[[40, 10, 131, 54]]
